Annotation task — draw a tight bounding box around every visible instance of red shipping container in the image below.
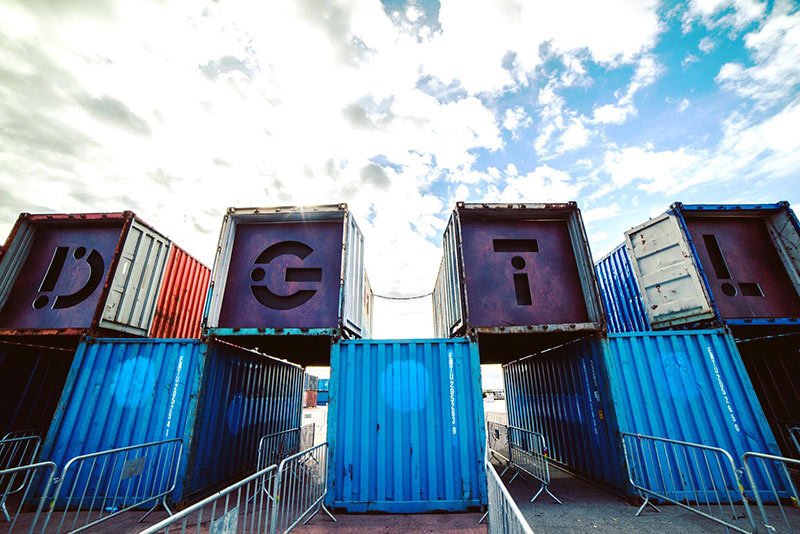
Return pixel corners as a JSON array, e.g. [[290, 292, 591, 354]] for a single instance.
[[151, 245, 210, 338], [303, 389, 318, 408]]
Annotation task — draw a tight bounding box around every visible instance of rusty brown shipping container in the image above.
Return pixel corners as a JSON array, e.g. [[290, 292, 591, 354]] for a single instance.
[[151, 245, 210, 338], [0, 211, 207, 339]]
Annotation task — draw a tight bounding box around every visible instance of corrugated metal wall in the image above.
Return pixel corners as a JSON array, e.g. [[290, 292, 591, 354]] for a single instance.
[[38, 338, 303, 503], [595, 244, 651, 333], [432, 213, 464, 338], [40, 339, 207, 502], [503, 337, 626, 489], [183, 341, 303, 500], [504, 330, 783, 495], [151, 245, 210, 338], [0, 341, 76, 436], [327, 339, 486, 512]]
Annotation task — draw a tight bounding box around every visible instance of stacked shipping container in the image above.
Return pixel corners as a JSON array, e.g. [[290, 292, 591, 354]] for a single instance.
[[594, 202, 800, 457], [433, 202, 605, 363], [203, 204, 372, 365]]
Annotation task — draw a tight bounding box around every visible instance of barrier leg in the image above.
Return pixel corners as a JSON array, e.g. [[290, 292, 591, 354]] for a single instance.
[[531, 483, 562, 504], [478, 510, 488, 524], [634, 495, 660, 517]]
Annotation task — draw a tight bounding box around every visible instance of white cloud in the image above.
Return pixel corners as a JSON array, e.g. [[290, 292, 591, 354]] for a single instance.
[[686, 0, 767, 30], [483, 164, 582, 203], [682, 53, 700, 69], [583, 203, 621, 223], [502, 106, 533, 139], [716, 0, 800, 107], [678, 98, 691, 113], [559, 118, 592, 152], [593, 103, 632, 124], [699, 36, 716, 53]]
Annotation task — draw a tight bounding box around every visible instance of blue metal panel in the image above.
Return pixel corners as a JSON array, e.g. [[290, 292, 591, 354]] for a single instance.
[[39, 338, 206, 502], [604, 330, 784, 498], [503, 330, 783, 497], [327, 339, 486, 513], [503, 337, 627, 490], [183, 342, 304, 500], [317, 390, 329, 405], [594, 244, 651, 333], [318, 378, 329, 392], [38, 338, 304, 503]]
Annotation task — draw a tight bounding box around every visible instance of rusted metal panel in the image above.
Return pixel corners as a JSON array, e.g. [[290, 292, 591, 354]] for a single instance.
[[204, 204, 370, 341], [0, 211, 190, 338], [151, 245, 210, 338], [433, 203, 605, 342], [625, 202, 800, 329]]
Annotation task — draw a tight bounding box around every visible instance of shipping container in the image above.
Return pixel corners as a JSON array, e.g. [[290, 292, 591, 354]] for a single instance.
[[318, 378, 330, 392], [303, 372, 320, 392], [327, 338, 486, 513], [317, 390, 329, 406], [0, 212, 208, 339], [38, 337, 303, 503], [150, 245, 210, 338], [303, 389, 318, 408], [203, 205, 371, 365], [433, 203, 605, 363], [595, 244, 651, 333], [503, 330, 783, 496], [0, 340, 76, 436], [624, 202, 800, 330]]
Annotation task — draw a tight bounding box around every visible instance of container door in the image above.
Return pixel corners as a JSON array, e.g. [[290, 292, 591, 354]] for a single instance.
[[100, 219, 170, 335], [625, 212, 715, 328], [341, 213, 366, 338], [433, 215, 464, 337]]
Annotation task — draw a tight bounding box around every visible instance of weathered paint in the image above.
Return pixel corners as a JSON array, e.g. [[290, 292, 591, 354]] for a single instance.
[[594, 244, 651, 333], [504, 330, 783, 496], [433, 203, 605, 343], [327, 338, 486, 513], [38, 338, 303, 503], [0, 212, 203, 338], [151, 245, 210, 338], [625, 202, 800, 329], [204, 205, 371, 341], [0, 340, 76, 436]]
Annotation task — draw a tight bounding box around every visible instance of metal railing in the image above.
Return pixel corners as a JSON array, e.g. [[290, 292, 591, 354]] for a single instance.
[[482, 457, 534, 534], [256, 424, 316, 474], [742, 451, 800, 533], [1, 436, 42, 522], [486, 421, 510, 468], [507, 426, 561, 504], [270, 442, 335, 534], [40, 438, 183, 534], [138, 465, 279, 534], [621, 432, 754, 533], [791, 427, 800, 456], [0, 462, 55, 533]]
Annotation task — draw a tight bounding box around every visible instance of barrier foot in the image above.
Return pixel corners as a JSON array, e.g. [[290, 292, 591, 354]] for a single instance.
[[302, 503, 337, 526], [138, 498, 172, 523], [478, 510, 488, 524], [321, 503, 337, 523], [2, 501, 11, 522], [531, 483, 562, 504], [498, 462, 512, 478], [508, 469, 525, 485], [634, 496, 660, 517]]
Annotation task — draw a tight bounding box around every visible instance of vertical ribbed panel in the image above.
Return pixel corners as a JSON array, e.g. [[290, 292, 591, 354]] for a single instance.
[[604, 331, 783, 470], [503, 330, 783, 495], [0, 341, 76, 435], [151, 245, 211, 338], [595, 244, 651, 333], [327, 339, 486, 513], [183, 341, 303, 500], [503, 338, 626, 490], [39, 339, 207, 501]]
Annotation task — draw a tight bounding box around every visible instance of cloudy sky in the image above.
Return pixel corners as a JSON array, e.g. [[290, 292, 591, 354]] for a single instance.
[[1, 0, 799, 339]]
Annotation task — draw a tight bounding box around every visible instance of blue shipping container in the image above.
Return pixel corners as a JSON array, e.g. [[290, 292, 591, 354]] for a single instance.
[[39, 338, 303, 503], [594, 244, 651, 333], [504, 330, 783, 498], [318, 378, 329, 392], [327, 339, 486, 512], [317, 390, 329, 405]]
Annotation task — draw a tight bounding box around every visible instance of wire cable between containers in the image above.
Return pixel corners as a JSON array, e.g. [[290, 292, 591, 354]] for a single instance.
[[372, 291, 433, 300]]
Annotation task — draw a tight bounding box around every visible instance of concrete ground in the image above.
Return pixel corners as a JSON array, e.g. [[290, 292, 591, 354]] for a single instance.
[[293, 512, 486, 533]]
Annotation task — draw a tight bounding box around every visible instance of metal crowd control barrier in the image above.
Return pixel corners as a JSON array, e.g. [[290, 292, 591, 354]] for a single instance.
[[742, 451, 800, 533], [138, 465, 279, 534], [40, 438, 182, 534], [270, 442, 335, 534], [0, 462, 55, 533], [621, 432, 754, 533], [791, 427, 800, 456], [256, 424, 316, 473], [481, 455, 534, 534], [507, 426, 561, 504], [1, 436, 42, 522], [486, 422, 510, 468]]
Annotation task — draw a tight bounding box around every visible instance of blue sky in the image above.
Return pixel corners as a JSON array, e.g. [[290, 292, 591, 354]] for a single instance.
[[0, 0, 798, 338]]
